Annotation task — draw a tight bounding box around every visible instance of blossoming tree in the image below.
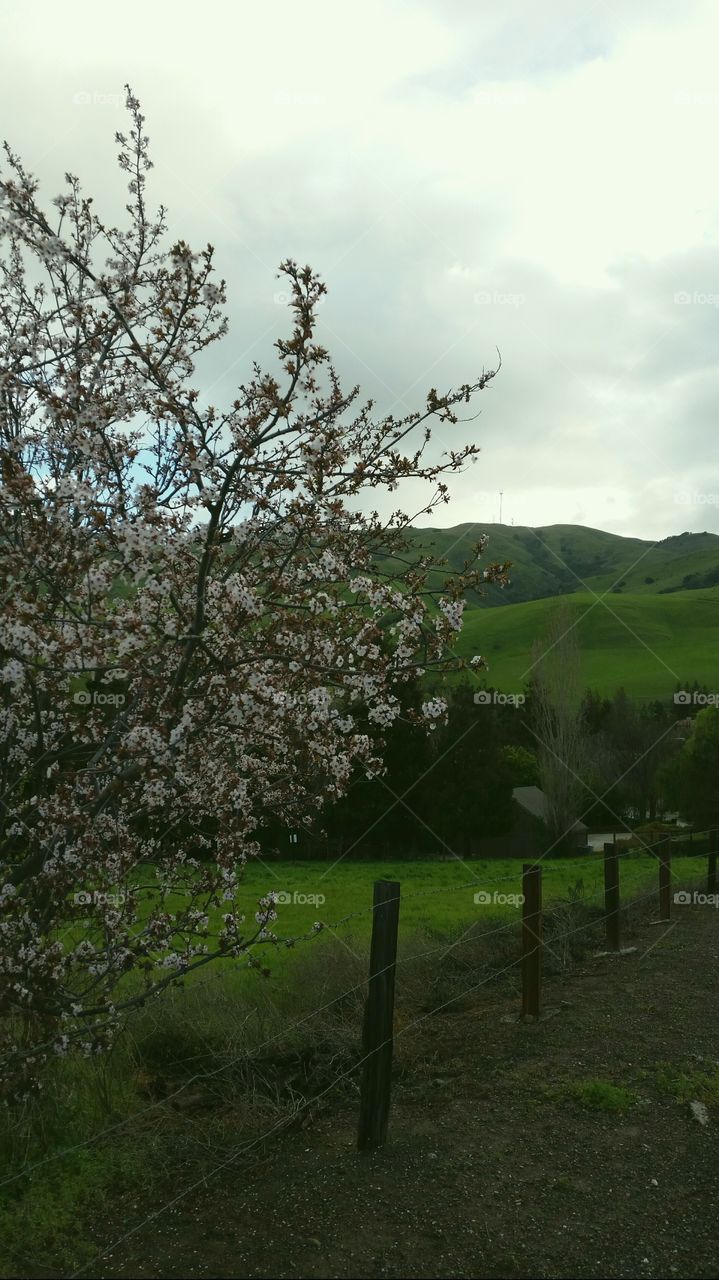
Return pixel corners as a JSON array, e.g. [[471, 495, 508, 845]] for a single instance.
[[0, 89, 504, 1094]]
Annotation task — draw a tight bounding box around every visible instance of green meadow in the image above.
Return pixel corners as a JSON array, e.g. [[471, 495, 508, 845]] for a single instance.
[[452, 588, 719, 698], [110, 851, 711, 997]]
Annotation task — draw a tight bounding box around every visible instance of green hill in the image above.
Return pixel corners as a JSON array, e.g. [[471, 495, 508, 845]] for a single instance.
[[449, 587, 719, 700], [402, 523, 719, 607], [112, 519, 719, 700]]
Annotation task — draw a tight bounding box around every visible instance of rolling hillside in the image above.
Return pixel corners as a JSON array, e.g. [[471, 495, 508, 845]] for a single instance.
[[401, 523, 719, 607], [449, 587, 719, 699]]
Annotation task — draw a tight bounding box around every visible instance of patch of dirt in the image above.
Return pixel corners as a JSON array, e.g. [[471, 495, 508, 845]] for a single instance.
[[82, 908, 719, 1277]]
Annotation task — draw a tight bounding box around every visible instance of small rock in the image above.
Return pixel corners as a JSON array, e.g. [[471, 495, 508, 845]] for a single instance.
[[689, 1099, 710, 1127]]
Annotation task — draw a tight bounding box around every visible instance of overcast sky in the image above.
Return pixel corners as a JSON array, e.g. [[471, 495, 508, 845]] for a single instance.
[[3, 0, 719, 539]]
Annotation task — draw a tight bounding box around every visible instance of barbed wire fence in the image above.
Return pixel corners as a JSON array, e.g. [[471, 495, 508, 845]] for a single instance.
[[0, 833, 690, 1191], [1, 831, 716, 1278], [69, 844, 715, 1280]]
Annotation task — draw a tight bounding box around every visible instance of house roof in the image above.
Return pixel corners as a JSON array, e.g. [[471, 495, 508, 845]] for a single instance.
[[512, 785, 588, 834]]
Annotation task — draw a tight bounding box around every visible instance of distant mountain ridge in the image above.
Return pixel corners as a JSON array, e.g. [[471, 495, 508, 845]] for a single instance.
[[403, 523, 719, 608]]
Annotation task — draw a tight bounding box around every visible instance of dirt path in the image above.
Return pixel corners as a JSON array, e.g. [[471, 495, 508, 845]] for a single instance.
[[93, 906, 719, 1279]]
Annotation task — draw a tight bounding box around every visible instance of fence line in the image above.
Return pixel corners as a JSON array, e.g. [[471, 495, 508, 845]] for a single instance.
[[521, 863, 542, 1017], [69, 871, 688, 1280], [708, 829, 717, 896], [1, 890, 593, 1192], [4, 834, 714, 1213]]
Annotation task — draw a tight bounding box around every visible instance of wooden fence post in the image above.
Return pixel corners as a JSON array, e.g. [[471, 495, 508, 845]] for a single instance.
[[603, 841, 620, 952], [708, 830, 717, 898], [522, 863, 542, 1018], [357, 880, 400, 1152], [658, 835, 672, 921]]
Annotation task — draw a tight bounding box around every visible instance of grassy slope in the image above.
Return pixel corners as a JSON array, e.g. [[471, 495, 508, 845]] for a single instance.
[[107, 522, 719, 698], [449, 587, 719, 698]]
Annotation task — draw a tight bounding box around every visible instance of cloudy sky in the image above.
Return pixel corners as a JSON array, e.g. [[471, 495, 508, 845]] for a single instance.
[[3, 0, 719, 539]]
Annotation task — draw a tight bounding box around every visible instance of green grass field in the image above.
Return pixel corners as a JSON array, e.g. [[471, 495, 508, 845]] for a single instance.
[[71, 851, 709, 1007], [134, 851, 710, 996], [449, 588, 719, 698]]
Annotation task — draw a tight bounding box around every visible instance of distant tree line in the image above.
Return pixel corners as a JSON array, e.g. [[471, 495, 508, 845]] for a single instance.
[[257, 680, 536, 859], [256, 675, 716, 860]]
